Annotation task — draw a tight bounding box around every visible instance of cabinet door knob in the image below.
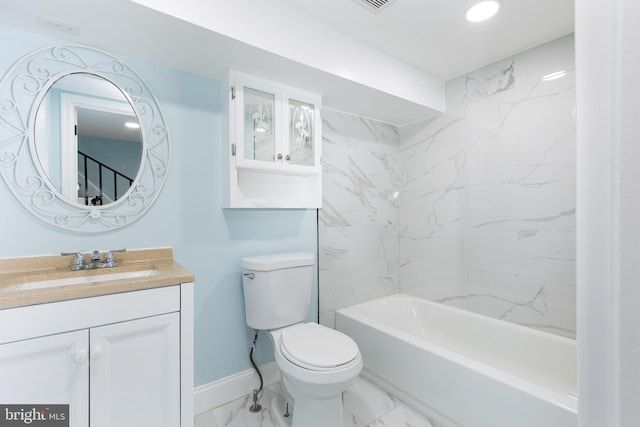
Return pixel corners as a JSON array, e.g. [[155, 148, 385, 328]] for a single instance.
[[75, 350, 88, 363], [277, 153, 283, 160], [90, 346, 103, 359], [285, 154, 291, 161]]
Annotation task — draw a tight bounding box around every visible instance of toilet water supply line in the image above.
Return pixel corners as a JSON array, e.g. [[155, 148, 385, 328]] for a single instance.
[[249, 330, 264, 413]]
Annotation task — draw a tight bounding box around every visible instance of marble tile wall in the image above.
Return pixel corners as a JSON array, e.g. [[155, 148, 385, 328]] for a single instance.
[[318, 110, 401, 327], [399, 34, 576, 337], [320, 34, 576, 338]]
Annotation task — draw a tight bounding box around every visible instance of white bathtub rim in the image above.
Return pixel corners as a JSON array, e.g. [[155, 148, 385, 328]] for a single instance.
[[361, 293, 576, 346], [340, 309, 577, 413], [354, 293, 576, 398], [336, 294, 577, 414]]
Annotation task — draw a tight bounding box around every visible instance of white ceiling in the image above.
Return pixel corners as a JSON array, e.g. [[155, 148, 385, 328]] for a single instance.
[[0, 0, 575, 125], [278, 0, 574, 80]]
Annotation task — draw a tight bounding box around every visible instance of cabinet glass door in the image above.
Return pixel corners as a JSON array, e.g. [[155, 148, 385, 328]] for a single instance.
[[288, 98, 315, 167], [243, 87, 275, 163]]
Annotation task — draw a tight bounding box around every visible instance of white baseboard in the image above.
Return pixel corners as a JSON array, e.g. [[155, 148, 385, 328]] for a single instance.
[[194, 362, 280, 415]]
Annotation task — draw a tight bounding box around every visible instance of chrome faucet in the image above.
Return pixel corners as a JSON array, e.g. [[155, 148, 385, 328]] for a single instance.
[[62, 249, 126, 271], [103, 249, 126, 267], [61, 252, 86, 271]]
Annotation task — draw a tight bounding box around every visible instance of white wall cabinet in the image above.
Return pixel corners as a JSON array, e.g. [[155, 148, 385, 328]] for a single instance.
[[222, 71, 322, 208], [0, 284, 193, 427]]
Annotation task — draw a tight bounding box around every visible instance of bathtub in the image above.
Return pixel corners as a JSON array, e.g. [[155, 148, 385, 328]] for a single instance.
[[335, 294, 576, 427]]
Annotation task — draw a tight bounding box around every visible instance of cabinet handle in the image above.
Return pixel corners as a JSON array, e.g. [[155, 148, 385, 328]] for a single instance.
[[75, 350, 88, 363], [285, 154, 291, 161], [277, 153, 283, 160], [90, 346, 103, 360]]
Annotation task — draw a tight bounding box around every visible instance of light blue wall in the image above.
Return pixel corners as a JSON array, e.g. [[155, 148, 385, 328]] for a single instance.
[[0, 26, 318, 386]]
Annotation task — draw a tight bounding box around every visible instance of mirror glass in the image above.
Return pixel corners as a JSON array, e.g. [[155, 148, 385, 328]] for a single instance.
[[34, 73, 143, 206]]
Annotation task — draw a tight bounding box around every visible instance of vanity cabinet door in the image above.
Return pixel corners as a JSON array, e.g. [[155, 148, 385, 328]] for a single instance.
[[89, 312, 180, 427], [0, 330, 89, 426]]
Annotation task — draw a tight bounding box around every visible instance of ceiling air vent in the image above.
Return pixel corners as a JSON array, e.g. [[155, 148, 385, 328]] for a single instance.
[[352, 0, 398, 13]]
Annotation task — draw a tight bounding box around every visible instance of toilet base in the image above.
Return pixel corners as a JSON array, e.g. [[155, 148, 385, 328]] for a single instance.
[[271, 391, 345, 427], [265, 325, 362, 426], [281, 378, 345, 427], [271, 393, 292, 426]]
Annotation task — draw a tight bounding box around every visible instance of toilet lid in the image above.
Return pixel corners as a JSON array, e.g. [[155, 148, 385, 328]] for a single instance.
[[280, 323, 359, 369]]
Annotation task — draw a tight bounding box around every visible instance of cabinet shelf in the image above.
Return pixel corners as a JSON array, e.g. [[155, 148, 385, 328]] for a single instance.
[[235, 162, 321, 177]]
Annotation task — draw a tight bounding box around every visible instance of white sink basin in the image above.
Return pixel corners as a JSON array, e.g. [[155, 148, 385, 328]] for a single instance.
[[7, 269, 161, 292]]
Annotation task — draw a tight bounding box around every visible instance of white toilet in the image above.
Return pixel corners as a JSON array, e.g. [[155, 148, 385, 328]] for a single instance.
[[241, 252, 362, 427]]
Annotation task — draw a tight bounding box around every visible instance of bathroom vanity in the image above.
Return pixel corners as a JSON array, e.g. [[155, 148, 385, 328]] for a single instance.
[[0, 44, 193, 426], [0, 248, 194, 427]]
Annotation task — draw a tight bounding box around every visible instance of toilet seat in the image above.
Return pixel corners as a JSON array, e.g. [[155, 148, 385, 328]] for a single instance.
[[280, 323, 359, 371]]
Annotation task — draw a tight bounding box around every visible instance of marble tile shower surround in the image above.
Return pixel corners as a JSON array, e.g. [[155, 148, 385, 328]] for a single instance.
[[399, 35, 576, 337], [319, 110, 401, 327], [319, 34, 576, 338]]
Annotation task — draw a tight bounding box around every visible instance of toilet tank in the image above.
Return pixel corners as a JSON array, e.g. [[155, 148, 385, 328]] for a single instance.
[[241, 252, 315, 330]]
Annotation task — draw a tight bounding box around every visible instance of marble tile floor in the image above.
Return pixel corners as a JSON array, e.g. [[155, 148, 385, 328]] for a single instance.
[[195, 375, 441, 427]]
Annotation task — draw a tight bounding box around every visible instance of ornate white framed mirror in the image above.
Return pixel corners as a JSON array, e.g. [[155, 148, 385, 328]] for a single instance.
[[0, 45, 169, 232]]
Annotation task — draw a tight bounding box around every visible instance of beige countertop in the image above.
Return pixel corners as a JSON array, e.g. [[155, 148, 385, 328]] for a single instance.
[[0, 248, 195, 309]]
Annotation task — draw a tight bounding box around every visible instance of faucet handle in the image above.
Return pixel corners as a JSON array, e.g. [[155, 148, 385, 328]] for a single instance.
[[61, 252, 86, 270], [105, 248, 126, 265]]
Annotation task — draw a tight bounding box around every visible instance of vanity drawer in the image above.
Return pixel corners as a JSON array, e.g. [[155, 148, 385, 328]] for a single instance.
[[0, 285, 180, 344]]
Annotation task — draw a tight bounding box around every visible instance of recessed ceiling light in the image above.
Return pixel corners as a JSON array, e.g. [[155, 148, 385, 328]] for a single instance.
[[465, 1, 500, 22], [125, 121, 140, 129]]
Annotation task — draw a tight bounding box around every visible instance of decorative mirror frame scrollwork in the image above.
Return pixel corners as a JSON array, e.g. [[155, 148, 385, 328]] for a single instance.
[[0, 45, 169, 232]]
